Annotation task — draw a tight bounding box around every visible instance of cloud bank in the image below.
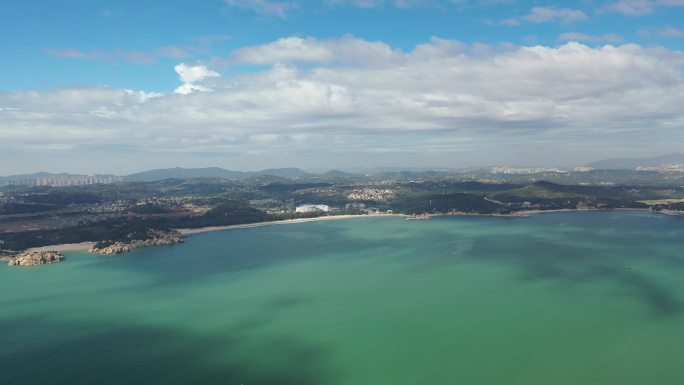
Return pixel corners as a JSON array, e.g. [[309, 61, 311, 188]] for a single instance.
[[3, 37, 684, 170]]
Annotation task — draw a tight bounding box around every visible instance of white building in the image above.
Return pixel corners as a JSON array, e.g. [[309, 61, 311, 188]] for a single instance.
[[296, 204, 330, 213]]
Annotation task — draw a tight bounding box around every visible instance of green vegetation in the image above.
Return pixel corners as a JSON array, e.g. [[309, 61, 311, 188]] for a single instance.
[[1, 172, 682, 251], [0, 200, 271, 251], [391, 193, 502, 214]]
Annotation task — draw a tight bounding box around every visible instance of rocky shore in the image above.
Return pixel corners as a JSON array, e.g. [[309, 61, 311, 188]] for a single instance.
[[88, 229, 184, 255], [7, 251, 65, 266]]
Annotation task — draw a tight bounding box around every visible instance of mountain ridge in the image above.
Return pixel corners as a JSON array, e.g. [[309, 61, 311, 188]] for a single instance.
[[588, 153, 684, 170]]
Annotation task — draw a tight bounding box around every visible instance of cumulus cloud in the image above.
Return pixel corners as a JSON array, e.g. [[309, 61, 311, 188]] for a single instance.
[[230, 35, 402, 65], [4, 37, 684, 166], [174, 63, 220, 94]]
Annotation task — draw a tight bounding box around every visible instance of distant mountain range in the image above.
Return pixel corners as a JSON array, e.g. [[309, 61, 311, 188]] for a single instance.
[[4, 154, 684, 184], [0, 167, 364, 183], [588, 153, 684, 170]]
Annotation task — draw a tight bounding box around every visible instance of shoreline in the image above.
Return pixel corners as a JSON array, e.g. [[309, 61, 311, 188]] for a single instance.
[[424, 207, 654, 219], [26, 242, 96, 253], [10, 209, 678, 255], [515, 207, 653, 216], [175, 214, 405, 235]]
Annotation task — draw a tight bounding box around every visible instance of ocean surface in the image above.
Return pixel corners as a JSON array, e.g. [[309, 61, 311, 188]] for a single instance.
[[1, 211, 684, 385]]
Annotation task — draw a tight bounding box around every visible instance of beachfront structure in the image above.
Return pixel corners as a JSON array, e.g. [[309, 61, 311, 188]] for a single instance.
[[296, 204, 330, 213]]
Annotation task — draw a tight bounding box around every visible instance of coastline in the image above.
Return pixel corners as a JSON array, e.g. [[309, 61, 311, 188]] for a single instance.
[[175, 213, 405, 235], [515, 208, 653, 216], [425, 208, 654, 219], [10, 209, 678, 256]]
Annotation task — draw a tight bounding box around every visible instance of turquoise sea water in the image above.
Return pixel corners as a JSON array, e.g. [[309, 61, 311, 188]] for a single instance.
[[1, 211, 684, 385]]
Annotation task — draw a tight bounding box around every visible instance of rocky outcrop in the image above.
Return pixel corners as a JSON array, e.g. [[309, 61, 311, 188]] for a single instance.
[[8, 251, 65, 266], [88, 229, 184, 255], [90, 242, 132, 255]]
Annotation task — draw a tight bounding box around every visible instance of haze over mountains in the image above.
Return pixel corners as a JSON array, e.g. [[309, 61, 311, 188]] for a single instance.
[[2, 154, 684, 184], [586, 153, 684, 170], [124, 167, 314, 182]]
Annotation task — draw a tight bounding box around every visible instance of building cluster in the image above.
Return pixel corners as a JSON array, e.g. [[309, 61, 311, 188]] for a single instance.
[[490, 167, 567, 175], [6, 175, 124, 187], [346, 188, 395, 201]]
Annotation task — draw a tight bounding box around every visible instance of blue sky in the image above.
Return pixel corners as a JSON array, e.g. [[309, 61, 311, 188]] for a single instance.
[[1, 0, 684, 174], [3, 0, 683, 92]]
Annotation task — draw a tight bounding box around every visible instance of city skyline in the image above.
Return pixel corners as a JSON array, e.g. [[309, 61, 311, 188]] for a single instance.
[[2, 0, 684, 174]]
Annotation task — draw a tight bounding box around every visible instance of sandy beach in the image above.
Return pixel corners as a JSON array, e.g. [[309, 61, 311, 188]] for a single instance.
[[6, 215, 399, 255], [26, 242, 96, 253], [176, 214, 405, 235]]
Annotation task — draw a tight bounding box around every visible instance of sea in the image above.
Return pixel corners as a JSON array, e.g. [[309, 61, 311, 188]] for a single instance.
[[1, 211, 683, 385]]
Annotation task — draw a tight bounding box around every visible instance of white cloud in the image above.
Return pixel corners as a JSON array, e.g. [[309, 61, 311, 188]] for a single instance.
[[657, 26, 684, 37], [230, 35, 402, 66], [4, 38, 684, 167], [325, 0, 383, 8], [500, 18, 521, 26], [45, 48, 155, 64], [157, 46, 191, 59], [503, 6, 588, 26], [600, 0, 655, 14], [522, 7, 588, 23], [231, 37, 336, 64], [224, 0, 299, 18], [560, 32, 624, 43], [323, 0, 511, 10], [600, 0, 684, 15], [174, 63, 220, 94]]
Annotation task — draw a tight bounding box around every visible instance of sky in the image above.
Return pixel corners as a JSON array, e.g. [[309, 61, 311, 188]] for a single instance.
[[1, 0, 684, 175]]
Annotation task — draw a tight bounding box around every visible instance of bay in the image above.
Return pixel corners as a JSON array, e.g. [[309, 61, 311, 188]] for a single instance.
[[1, 211, 683, 385]]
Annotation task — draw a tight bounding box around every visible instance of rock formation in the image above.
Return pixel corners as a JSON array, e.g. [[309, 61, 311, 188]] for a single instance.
[[88, 229, 184, 255], [8, 251, 65, 266]]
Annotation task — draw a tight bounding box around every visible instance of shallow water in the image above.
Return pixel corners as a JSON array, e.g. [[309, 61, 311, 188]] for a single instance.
[[1, 211, 683, 385]]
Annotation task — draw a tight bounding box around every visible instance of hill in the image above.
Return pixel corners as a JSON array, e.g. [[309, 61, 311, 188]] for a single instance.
[[124, 167, 246, 182], [254, 168, 312, 179], [320, 170, 361, 178], [588, 153, 684, 170]]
